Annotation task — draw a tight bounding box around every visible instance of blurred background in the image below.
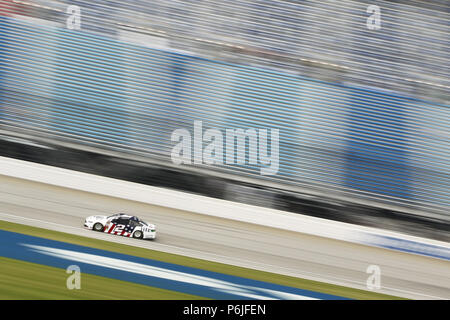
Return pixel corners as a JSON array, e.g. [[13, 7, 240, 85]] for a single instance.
[[0, 0, 449, 240]]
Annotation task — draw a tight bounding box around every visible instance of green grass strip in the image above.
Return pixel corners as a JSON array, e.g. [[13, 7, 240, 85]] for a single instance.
[[0, 220, 404, 300]]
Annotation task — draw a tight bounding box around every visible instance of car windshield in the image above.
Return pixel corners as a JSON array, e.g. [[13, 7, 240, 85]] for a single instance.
[[133, 216, 148, 226]]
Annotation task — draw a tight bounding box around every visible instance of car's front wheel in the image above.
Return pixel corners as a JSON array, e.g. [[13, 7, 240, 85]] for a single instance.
[[133, 230, 143, 239], [93, 223, 104, 232]]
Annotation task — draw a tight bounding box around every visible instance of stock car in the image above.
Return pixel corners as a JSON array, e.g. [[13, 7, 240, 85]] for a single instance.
[[84, 213, 156, 240]]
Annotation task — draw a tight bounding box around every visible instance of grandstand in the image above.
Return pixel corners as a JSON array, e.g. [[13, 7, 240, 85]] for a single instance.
[[0, 0, 449, 223]]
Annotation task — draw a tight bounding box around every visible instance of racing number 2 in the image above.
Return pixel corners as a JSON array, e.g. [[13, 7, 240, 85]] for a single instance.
[[112, 224, 124, 233]]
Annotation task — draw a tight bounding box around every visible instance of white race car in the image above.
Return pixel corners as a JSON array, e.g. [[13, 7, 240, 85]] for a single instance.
[[84, 213, 156, 240]]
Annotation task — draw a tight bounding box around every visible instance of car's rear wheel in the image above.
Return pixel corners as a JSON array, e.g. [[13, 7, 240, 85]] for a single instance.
[[93, 223, 103, 232], [133, 230, 143, 239]]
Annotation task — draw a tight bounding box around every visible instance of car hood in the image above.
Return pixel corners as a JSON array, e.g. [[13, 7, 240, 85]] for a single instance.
[[85, 215, 108, 221]]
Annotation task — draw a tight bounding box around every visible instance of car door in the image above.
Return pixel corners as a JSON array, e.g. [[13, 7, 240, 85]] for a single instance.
[[128, 219, 141, 237], [109, 217, 130, 236]]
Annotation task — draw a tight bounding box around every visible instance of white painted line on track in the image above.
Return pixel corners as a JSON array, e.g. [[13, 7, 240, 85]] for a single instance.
[[23, 244, 318, 300]]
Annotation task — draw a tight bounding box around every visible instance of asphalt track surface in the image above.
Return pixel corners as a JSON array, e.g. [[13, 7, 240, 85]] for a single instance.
[[0, 175, 449, 300]]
